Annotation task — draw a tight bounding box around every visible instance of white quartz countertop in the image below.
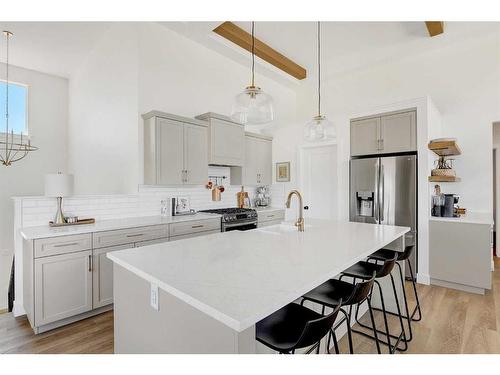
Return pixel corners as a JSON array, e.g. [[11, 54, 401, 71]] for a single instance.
[[429, 212, 493, 225], [107, 219, 409, 332], [20, 213, 221, 240]]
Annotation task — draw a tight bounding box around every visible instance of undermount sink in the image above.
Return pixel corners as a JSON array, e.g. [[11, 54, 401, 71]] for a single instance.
[[257, 222, 312, 234]]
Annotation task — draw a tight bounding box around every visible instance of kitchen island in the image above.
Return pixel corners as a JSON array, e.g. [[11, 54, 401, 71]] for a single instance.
[[108, 219, 409, 353]]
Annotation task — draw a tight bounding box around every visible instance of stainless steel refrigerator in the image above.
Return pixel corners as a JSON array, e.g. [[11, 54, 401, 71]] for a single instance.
[[349, 155, 417, 278]]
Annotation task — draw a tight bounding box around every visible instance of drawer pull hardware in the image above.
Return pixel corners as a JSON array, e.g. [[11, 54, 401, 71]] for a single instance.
[[88, 255, 92, 272], [53, 242, 79, 248], [126, 234, 144, 238], [191, 225, 204, 229]]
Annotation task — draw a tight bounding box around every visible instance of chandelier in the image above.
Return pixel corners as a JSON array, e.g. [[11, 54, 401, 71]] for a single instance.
[[1, 31, 37, 166]]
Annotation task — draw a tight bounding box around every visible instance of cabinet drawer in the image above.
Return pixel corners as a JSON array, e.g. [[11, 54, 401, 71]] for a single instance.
[[134, 237, 169, 248], [93, 225, 169, 249], [170, 230, 220, 242], [34, 234, 92, 258], [169, 219, 221, 237], [258, 210, 285, 223]]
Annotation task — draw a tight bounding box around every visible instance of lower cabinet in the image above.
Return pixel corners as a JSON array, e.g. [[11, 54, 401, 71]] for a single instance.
[[92, 244, 132, 309], [34, 250, 93, 326]]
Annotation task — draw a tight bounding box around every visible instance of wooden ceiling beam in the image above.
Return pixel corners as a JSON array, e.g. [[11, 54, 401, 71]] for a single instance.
[[213, 21, 307, 80], [425, 21, 445, 37]]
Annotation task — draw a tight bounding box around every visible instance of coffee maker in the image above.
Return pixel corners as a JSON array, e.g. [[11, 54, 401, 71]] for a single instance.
[[443, 194, 460, 217]]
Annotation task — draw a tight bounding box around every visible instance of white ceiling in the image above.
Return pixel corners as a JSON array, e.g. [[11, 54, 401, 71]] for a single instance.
[[0, 22, 112, 79], [164, 21, 500, 87], [0, 21, 498, 85]]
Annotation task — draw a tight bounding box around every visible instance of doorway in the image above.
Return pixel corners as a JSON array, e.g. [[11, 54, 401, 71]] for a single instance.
[[299, 143, 338, 220]]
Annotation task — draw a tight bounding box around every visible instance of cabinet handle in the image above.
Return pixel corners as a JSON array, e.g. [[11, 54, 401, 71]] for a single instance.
[[379, 139, 384, 150], [126, 233, 144, 238], [267, 215, 275, 218], [54, 242, 79, 248], [88, 255, 92, 272], [185, 170, 189, 183], [191, 225, 204, 229]]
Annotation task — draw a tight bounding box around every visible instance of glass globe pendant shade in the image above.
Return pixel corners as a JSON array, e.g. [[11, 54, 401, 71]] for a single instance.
[[231, 85, 274, 125], [304, 115, 334, 142]]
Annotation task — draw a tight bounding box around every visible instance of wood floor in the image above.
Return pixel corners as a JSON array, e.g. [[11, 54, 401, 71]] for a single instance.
[[1, 258, 499, 354]]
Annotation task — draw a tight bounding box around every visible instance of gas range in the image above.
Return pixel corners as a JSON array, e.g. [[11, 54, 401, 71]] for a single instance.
[[199, 207, 258, 232]]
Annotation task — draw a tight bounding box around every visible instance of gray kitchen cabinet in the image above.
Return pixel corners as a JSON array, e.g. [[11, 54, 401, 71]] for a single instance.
[[257, 209, 285, 228], [170, 230, 220, 242], [195, 112, 245, 166], [380, 111, 416, 153], [430, 220, 492, 294], [143, 111, 208, 186], [231, 133, 273, 186], [134, 238, 169, 247], [350, 110, 416, 156], [350, 117, 380, 156], [93, 244, 132, 309], [34, 250, 93, 326]]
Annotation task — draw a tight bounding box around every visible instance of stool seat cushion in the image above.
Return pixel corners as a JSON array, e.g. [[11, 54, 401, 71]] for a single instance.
[[342, 261, 383, 279], [302, 279, 355, 307], [369, 248, 398, 261], [256, 303, 322, 353]]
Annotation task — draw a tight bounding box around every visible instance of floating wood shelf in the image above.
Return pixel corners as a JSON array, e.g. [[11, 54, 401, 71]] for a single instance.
[[428, 175, 461, 182], [428, 140, 461, 156]]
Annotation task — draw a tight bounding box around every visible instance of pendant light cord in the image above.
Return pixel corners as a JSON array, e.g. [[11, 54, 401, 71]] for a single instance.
[[251, 21, 255, 87], [317, 21, 321, 117]]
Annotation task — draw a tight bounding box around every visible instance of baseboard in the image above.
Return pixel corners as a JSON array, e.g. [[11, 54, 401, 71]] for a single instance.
[[416, 273, 430, 285], [0, 308, 8, 315], [34, 305, 113, 334], [430, 278, 485, 295]]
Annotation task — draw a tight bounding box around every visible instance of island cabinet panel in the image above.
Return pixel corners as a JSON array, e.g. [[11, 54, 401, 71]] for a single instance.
[[231, 133, 273, 186], [93, 225, 169, 249], [34, 233, 92, 258], [93, 244, 132, 309], [34, 250, 93, 326]]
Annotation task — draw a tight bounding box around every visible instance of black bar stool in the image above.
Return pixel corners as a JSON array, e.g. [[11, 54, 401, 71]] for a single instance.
[[367, 245, 422, 342], [256, 301, 342, 354], [300, 272, 380, 354], [340, 253, 407, 354]]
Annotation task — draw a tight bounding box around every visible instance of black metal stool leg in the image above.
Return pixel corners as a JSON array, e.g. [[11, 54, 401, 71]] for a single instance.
[[389, 273, 408, 351], [407, 259, 422, 321], [366, 296, 381, 354], [396, 261, 413, 342], [352, 280, 393, 353], [339, 307, 354, 354]]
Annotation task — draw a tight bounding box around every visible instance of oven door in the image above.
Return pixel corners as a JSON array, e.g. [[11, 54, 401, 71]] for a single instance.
[[222, 220, 258, 232]]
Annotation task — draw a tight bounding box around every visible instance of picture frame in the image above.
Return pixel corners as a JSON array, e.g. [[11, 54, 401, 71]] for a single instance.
[[275, 162, 291, 182]]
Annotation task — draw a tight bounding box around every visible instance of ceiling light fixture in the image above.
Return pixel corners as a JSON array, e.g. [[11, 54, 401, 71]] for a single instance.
[[231, 22, 274, 125], [304, 22, 334, 142], [0, 31, 37, 166]]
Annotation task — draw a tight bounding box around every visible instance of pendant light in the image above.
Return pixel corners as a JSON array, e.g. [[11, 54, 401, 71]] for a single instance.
[[231, 22, 274, 125], [0, 31, 37, 166], [304, 22, 334, 142]]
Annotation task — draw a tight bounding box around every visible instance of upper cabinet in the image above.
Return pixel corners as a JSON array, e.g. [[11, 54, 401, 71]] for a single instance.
[[350, 110, 416, 156], [195, 112, 245, 166], [143, 111, 208, 186], [231, 132, 273, 186]]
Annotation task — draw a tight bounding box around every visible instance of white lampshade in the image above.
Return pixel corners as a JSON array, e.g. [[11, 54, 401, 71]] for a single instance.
[[45, 173, 74, 197]]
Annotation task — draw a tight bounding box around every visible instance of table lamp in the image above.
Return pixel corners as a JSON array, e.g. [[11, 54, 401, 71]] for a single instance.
[[45, 173, 74, 224]]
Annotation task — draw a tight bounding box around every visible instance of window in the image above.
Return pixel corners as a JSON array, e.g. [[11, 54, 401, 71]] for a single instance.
[[0, 81, 28, 135]]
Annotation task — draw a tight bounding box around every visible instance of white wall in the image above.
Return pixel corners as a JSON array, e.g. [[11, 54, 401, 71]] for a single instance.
[[0, 64, 67, 310], [68, 23, 139, 195], [68, 23, 297, 195]]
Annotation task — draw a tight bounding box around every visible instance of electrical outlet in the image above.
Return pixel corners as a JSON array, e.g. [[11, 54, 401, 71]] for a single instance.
[[150, 283, 159, 311]]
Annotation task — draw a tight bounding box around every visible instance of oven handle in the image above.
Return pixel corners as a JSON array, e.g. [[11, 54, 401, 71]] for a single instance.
[[222, 220, 258, 229]]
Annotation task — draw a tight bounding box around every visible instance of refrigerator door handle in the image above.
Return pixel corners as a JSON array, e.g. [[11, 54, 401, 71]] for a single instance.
[[374, 159, 380, 223], [379, 163, 385, 222]]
